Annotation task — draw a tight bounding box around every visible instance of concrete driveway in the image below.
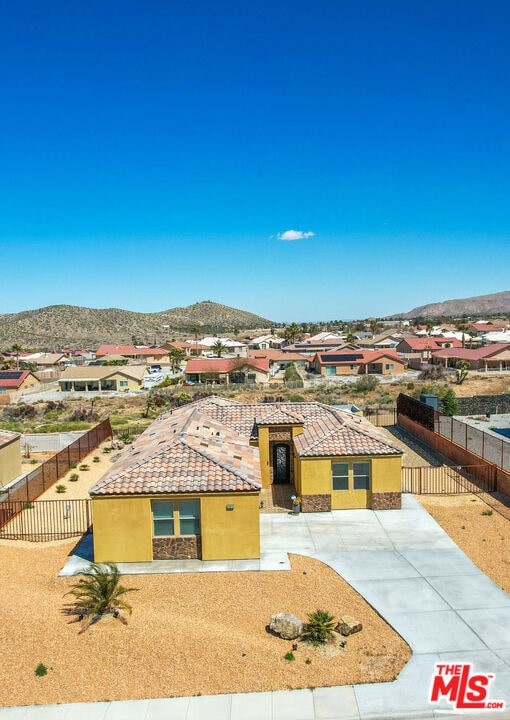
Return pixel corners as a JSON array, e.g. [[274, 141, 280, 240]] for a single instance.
[[3, 495, 510, 719]]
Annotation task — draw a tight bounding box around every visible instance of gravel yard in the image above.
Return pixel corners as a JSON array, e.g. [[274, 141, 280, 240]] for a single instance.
[[0, 546, 410, 707], [417, 493, 510, 593]]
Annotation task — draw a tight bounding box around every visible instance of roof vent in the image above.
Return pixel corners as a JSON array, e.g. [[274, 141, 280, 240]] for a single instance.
[[200, 442, 209, 447], [233, 455, 242, 460]]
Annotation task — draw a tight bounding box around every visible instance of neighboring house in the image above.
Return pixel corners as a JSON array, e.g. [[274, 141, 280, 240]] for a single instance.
[[89, 396, 403, 562], [247, 334, 285, 350], [162, 340, 209, 357], [58, 365, 149, 392], [33, 352, 68, 369], [184, 357, 270, 384], [284, 338, 354, 356], [468, 321, 508, 336], [431, 343, 510, 371], [247, 349, 308, 375], [95, 344, 169, 362], [311, 350, 405, 376], [0, 370, 40, 402], [0, 430, 22, 487], [481, 331, 510, 344], [199, 337, 248, 357], [395, 337, 461, 363]]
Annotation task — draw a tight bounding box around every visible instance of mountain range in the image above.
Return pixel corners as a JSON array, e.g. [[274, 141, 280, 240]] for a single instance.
[[0, 302, 273, 348], [392, 290, 510, 320]]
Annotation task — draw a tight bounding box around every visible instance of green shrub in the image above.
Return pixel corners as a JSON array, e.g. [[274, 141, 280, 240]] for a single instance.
[[55, 484, 66, 494], [79, 464, 90, 471], [302, 609, 336, 646], [352, 375, 380, 393], [24, 502, 34, 510], [440, 388, 458, 416], [35, 663, 48, 677], [70, 461, 77, 469], [283, 651, 295, 661], [288, 394, 305, 402], [93, 456, 100, 463], [481, 509, 493, 516], [69, 473, 79, 482]]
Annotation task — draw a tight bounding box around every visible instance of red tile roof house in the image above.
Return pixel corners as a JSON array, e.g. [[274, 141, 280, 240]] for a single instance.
[[89, 396, 404, 563], [162, 340, 210, 357], [311, 350, 406, 376], [184, 357, 271, 385], [247, 349, 309, 375], [430, 343, 510, 372], [95, 344, 170, 362], [395, 337, 463, 364], [0, 370, 40, 404]]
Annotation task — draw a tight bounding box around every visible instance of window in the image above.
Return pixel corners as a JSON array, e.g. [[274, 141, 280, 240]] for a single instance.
[[326, 365, 337, 375], [353, 462, 371, 490], [350, 364, 358, 370], [152, 501, 174, 536], [332, 462, 349, 490], [151, 500, 201, 536], [247, 373, 256, 382], [119, 380, 128, 387], [385, 364, 394, 370], [331, 461, 371, 491], [178, 500, 200, 534]]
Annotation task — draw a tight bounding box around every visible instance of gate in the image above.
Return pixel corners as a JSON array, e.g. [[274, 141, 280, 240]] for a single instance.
[[0, 499, 92, 541], [402, 464, 496, 495]]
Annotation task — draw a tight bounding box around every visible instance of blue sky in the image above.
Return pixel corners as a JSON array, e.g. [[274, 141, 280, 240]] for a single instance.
[[1, 1, 509, 322]]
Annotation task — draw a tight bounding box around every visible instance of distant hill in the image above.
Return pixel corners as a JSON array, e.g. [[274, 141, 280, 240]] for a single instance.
[[0, 301, 274, 348], [391, 291, 510, 320]]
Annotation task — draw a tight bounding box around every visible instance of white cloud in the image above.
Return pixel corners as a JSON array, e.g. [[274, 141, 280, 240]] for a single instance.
[[276, 229, 315, 241]]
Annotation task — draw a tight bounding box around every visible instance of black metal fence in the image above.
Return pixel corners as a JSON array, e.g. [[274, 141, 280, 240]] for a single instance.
[[363, 407, 397, 427], [0, 499, 92, 541], [402, 464, 496, 495], [0, 418, 112, 505], [397, 393, 437, 431]]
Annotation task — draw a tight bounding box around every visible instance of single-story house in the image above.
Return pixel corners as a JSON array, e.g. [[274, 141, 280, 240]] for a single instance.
[[247, 349, 308, 374], [59, 365, 149, 392], [248, 334, 285, 350], [162, 340, 209, 357], [431, 343, 510, 371], [89, 396, 403, 562], [311, 350, 406, 376], [0, 430, 22, 487], [199, 337, 248, 357], [0, 370, 40, 401], [95, 344, 169, 362], [184, 357, 271, 384]]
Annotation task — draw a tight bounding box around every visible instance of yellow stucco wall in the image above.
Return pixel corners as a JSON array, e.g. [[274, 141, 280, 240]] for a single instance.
[[91, 492, 260, 562], [92, 496, 153, 562], [109, 372, 144, 391], [257, 426, 271, 488], [0, 436, 22, 487], [299, 454, 402, 509], [200, 493, 260, 560]]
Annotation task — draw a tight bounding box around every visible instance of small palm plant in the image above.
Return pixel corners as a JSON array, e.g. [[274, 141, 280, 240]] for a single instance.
[[64, 562, 138, 632], [302, 609, 336, 646]]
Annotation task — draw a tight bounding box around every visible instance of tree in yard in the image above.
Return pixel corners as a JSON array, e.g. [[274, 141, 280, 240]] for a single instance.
[[440, 388, 458, 416], [168, 347, 186, 372], [64, 562, 138, 633], [191, 326, 200, 356], [456, 323, 469, 348], [368, 318, 381, 338], [11, 343, 23, 369], [455, 360, 469, 385], [283, 322, 302, 345], [211, 339, 228, 357]]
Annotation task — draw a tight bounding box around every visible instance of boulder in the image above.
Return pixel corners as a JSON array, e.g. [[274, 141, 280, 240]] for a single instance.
[[336, 615, 363, 636], [269, 613, 304, 640]]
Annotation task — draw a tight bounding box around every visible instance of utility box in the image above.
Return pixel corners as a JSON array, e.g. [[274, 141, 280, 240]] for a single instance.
[[420, 393, 440, 411]]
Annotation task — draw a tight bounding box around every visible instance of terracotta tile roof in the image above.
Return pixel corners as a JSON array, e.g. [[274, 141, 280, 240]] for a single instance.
[[247, 349, 308, 362], [59, 365, 148, 381], [0, 429, 20, 449], [432, 343, 510, 360], [316, 350, 402, 365], [397, 338, 441, 351], [0, 370, 35, 389], [185, 357, 270, 374], [90, 396, 402, 497], [96, 344, 168, 357]]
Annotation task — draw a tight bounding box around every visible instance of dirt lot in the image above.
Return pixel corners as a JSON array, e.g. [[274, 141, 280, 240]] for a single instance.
[[417, 493, 510, 594], [0, 548, 410, 707]]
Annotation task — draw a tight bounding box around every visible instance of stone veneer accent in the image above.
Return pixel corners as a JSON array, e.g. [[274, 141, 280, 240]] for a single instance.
[[153, 535, 202, 560], [300, 494, 332, 513], [371, 492, 401, 510]]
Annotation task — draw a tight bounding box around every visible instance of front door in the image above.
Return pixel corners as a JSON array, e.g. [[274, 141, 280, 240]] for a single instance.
[[272, 443, 290, 484]]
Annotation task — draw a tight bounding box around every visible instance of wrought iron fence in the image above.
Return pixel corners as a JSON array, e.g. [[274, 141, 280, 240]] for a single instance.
[[0, 499, 92, 541], [363, 407, 397, 427], [402, 464, 496, 495]]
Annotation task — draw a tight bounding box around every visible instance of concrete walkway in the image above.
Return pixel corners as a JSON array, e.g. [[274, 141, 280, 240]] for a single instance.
[[3, 495, 510, 719]]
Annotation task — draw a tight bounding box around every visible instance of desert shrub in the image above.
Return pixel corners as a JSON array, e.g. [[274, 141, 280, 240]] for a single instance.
[[93, 456, 100, 463], [440, 388, 458, 416], [2, 403, 37, 420], [419, 365, 445, 381], [283, 651, 295, 661], [70, 461, 77, 469], [79, 464, 89, 471], [69, 408, 99, 422], [352, 375, 380, 393], [288, 394, 305, 402], [35, 663, 48, 677], [302, 609, 336, 646], [117, 431, 131, 443], [44, 401, 65, 414], [69, 473, 79, 481], [55, 484, 66, 493]]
